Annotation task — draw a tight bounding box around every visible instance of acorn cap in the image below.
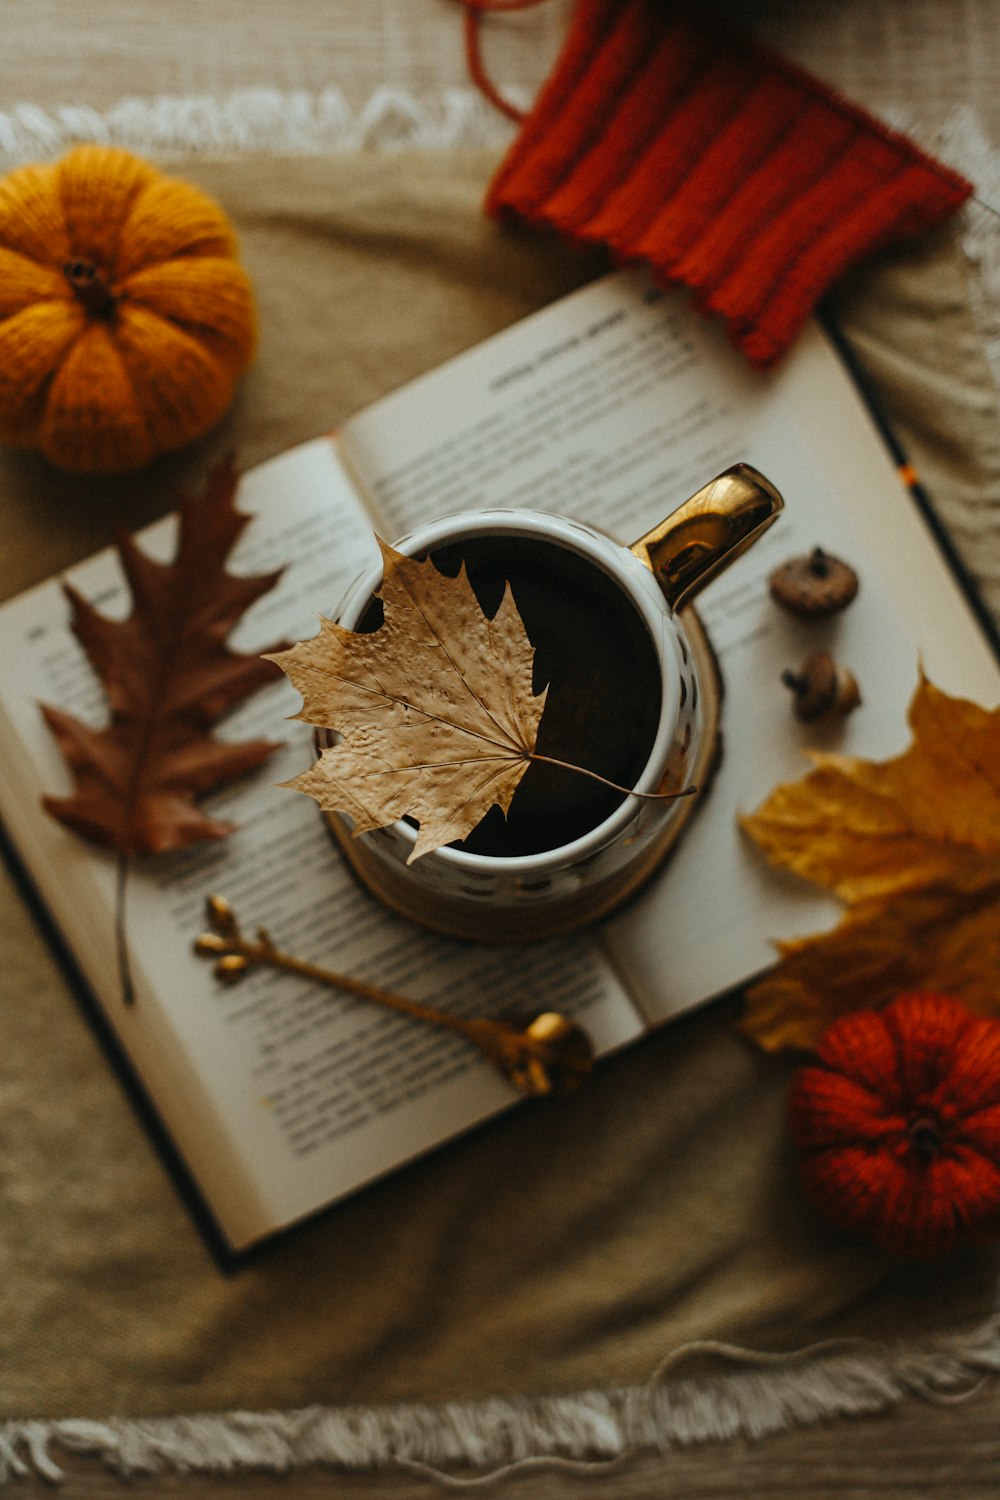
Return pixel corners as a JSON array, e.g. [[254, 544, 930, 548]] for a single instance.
[[781, 650, 861, 721], [769, 546, 859, 616]]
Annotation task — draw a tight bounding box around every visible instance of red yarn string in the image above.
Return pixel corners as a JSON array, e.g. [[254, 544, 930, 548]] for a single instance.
[[457, 0, 554, 123]]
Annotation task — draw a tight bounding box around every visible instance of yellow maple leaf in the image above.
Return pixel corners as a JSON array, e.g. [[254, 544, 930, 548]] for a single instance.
[[268, 538, 547, 862], [741, 674, 1000, 1051]]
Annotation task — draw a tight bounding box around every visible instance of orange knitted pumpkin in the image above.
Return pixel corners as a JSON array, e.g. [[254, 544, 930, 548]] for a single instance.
[[789, 993, 1000, 1258], [0, 145, 256, 474]]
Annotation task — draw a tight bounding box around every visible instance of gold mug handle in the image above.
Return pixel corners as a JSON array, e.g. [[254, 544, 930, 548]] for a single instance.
[[630, 464, 784, 610]]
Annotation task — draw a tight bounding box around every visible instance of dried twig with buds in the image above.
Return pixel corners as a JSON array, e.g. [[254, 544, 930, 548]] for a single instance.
[[194, 896, 594, 1096]]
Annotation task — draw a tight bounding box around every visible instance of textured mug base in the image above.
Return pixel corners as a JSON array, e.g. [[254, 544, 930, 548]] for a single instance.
[[324, 606, 723, 943]]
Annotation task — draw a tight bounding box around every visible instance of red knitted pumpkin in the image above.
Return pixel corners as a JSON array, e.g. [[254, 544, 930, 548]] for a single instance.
[[789, 993, 1000, 1258]]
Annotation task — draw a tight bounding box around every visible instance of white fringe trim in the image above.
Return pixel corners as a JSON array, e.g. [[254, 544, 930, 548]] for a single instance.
[[0, 84, 524, 166], [2, 1318, 999, 1485]]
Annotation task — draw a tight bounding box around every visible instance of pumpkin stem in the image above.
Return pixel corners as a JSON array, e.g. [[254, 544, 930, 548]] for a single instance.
[[64, 260, 117, 319], [908, 1116, 944, 1159]]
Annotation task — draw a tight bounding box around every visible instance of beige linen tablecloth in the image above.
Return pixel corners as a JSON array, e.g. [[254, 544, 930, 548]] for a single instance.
[[2, 152, 1000, 1475]]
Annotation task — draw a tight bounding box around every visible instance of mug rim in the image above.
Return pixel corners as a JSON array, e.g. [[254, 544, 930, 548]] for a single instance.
[[334, 508, 681, 875]]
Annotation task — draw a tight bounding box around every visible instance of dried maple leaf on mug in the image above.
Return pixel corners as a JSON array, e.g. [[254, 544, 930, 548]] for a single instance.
[[268, 538, 688, 863], [740, 674, 1000, 1052], [269, 538, 548, 863]]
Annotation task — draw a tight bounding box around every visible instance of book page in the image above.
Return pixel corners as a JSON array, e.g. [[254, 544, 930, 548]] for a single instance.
[[0, 438, 642, 1251], [338, 268, 764, 543], [336, 271, 1000, 1026], [604, 328, 1000, 1024]]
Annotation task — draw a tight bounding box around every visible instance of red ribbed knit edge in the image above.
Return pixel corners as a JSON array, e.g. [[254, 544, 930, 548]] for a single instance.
[[485, 0, 973, 366]]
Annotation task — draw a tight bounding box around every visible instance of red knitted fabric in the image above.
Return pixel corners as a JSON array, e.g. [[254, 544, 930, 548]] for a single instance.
[[484, 0, 973, 366], [789, 994, 1000, 1259]]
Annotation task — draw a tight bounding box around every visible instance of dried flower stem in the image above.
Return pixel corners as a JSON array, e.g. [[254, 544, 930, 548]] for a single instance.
[[194, 896, 593, 1095], [529, 753, 697, 801], [115, 851, 136, 1006]]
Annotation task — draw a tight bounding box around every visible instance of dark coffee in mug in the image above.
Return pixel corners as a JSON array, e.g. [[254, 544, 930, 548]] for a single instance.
[[329, 474, 782, 941], [360, 532, 663, 857]]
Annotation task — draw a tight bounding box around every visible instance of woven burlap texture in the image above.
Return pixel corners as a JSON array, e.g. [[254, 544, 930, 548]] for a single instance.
[[1, 152, 998, 1422]]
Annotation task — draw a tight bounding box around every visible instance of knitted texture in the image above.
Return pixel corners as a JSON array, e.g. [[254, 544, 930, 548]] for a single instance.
[[789, 994, 1000, 1259], [484, 0, 973, 366], [0, 146, 255, 475]]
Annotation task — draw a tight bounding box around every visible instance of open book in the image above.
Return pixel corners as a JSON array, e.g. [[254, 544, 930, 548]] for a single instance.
[[1, 269, 998, 1254]]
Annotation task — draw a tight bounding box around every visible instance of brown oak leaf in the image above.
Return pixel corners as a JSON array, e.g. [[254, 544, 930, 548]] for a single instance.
[[740, 674, 1000, 1051], [269, 538, 547, 862], [43, 456, 286, 854]]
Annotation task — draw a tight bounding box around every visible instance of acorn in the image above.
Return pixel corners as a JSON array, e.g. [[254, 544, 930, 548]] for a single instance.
[[769, 546, 859, 617], [781, 650, 860, 722]]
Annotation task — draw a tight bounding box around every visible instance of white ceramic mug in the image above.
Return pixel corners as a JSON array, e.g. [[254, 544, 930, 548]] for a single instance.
[[323, 465, 783, 940]]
